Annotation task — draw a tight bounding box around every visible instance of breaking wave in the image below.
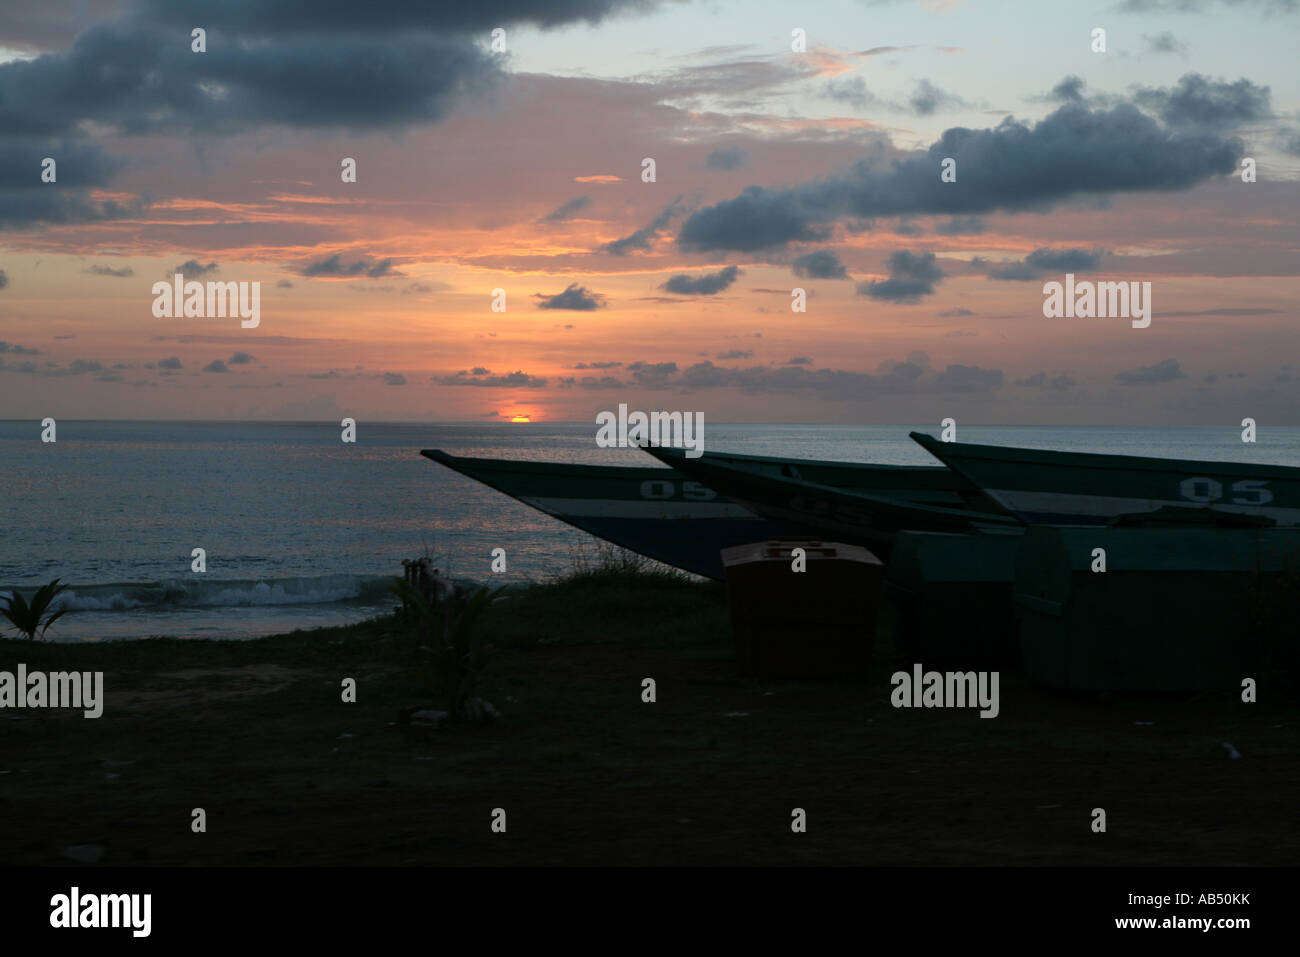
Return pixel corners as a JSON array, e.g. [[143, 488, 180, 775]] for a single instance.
[[0, 574, 397, 613]]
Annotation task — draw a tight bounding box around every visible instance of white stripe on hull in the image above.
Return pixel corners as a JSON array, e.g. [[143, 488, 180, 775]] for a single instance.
[[988, 489, 1300, 525], [521, 496, 761, 520]]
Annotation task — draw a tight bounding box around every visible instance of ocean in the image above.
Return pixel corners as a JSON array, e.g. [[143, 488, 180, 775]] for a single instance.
[[4, 420, 1300, 641]]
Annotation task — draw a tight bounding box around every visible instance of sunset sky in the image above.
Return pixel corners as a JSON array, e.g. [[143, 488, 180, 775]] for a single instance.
[[1, 0, 1297, 424]]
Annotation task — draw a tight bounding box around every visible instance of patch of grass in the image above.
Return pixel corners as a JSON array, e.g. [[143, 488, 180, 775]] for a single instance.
[[556, 541, 698, 588], [482, 564, 726, 652]]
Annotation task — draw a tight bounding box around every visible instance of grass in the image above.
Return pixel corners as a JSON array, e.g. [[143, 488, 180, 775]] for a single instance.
[[0, 561, 1295, 866]]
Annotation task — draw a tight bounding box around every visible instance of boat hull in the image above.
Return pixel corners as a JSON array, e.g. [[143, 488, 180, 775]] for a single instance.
[[422, 450, 789, 580], [424, 449, 994, 580], [641, 447, 1021, 557], [911, 432, 1300, 526]]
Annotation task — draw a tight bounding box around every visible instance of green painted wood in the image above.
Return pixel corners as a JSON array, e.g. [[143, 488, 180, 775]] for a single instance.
[[1013, 524, 1300, 690]]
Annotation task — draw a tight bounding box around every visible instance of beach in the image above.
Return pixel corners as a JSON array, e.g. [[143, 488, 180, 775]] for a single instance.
[[3, 565, 1294, 867]]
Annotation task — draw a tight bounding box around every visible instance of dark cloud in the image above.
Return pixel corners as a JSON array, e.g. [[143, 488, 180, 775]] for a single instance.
[[276, 279, 294, 288], [136, 0, 662, 35], [157, 357, 183, 369], [0, 270, 9, 289], [856, 250, 943, 303], [787, 356, 813, 365], [1115, 358, 1187, 385], [203, 359, 231, 373], [84, 264, 134, 277], [626, 360, 678, 388], [558, 374, 626, 389], [792, 249, 849, 279], [0, 341, 39, 355], [573, 361, 623, 369], [1, 22, 494, 138], [0, 2, 660, 227], [601, 196, 683, 255], [1132, 74, 1271, 130], [228, 351, 255, 365], [716, 349, 753, 360], [978, 247, 1103, 281], [678, 95, 1242, 252], [0, 139, 133, 227], [679, 186, 831, 252], [534, 282, 605, 310], [382, 372, 406, 386], [35, 359, 105, 376], [822, 75, 880, 111], [660, 265, 742, 295], [542, 195, 590, 222], [1142, 32, 1188, 55], [301, 254, 399, 278], [1043, 75, 1090, 105], [705, 146, 747, 170], [908, 79, 970, 116], [940, 308, 975, 317], [434, 369, 548, 388], [823, 76, 971, 115], [172, 259, 218, 277]]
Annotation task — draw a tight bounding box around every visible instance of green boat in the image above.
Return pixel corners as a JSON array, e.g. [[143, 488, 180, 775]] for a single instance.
[[1013, 509, 1296, 690], [883, 530, 1024, 668], [640, 446, 1020, 557], [422, 448, 986, 580], [912, 432, 1300, 526]]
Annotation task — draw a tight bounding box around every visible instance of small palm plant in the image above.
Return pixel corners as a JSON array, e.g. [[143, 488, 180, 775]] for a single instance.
[[0, 579, 71, 640], [391, 578, 500, 722]]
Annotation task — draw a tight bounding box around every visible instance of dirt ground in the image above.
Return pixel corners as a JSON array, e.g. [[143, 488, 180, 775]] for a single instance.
[[1, 576, 1295, 866]]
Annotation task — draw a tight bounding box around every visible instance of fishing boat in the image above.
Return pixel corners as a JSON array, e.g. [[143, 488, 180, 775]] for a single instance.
[[883, 529, 1024, 667], [421, 448, 990, 580], [638, 446, 1020, 558], [910, 432, 1300, 525], [1014, 508, 1294, 690]]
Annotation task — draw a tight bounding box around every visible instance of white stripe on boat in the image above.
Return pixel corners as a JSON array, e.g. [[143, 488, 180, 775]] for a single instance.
[[520, 497, 761, 520], [987, 489, 1300, 525]]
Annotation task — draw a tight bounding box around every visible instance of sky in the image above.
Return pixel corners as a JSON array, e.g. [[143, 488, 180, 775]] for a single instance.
[[0, 0, 1298, 424]]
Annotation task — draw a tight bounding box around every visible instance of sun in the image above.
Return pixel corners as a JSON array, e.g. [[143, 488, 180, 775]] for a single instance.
[[509, 414, 532, 423]]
